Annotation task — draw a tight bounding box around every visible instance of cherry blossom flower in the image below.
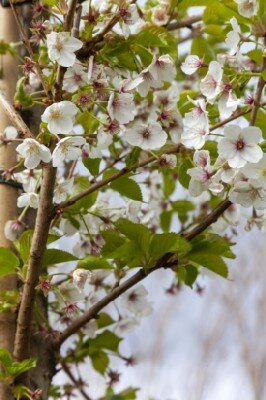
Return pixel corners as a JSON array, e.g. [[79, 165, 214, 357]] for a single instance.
[[73, 235, 92, 258], [88, 130, 113, 159], [121, 285, 153, 317], [119, 3, 139, 38], [1, 126, 18, 142], [154, 86, 179, 108], [72, 268, 91, 292], [225, 17, 241, 55], [16, 138, 51, 169], [125, 121, 167, 150], [114, 316, 139, 335], [52, 136, 86, 167], [107, 92, 135, 124], [229, 179, 266, 209], [218, 87, 239, 119], [234, 0, 258, 18], [149, 54, 176, 83], [181, 120, 209, 149], [218, 125, 263, 168], [241, 154, 266, 185], [63, 64, 87, 93], [17, 192, 39, 209], [187, 150, 219, 197], [41, 101, 79, 135], [14, 169, 41, 193], [53, 178, 74, 204], [200, 61, 223, 102], [4, 219, 24, 241], [184, 97, 209, 127], [46, 32, 83, 67], [151, 6, 170, 26], [159, 154, 177, 168], [181, 55, 205, 75], [135, 68, 162, 97]]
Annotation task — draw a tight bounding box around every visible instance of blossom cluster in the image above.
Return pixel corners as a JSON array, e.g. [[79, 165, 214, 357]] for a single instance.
[[0, 0, 265, 395]]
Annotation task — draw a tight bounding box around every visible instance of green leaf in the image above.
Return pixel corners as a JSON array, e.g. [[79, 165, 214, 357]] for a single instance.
[[43, 249, 78, 266], [184, 265, 198, 288], [97, 313, 114, 329], [14, 77, 33, 108], [77, 256, 112, 270], [160, 210, 172, 232], [110, 177, 143, 201], [189, 252, 228, 278], [178, 158, 193, 189], [101, 231, 126, 258], [125, 147, 141, 168], [149, 233, 191, 260], [172, 200, 195, 223], [89, 330, 121, 352], [90, 350, 109, 375], [83, 158, 101, 176], [191, 36, 215, 63], [15, 230, 33, 263], [0, 248, 19, 277], [115, 219, 151, 254]]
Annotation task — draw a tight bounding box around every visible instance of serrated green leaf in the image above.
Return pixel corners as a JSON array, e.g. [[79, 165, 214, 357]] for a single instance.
[[110, 177, 143, 201], [89, 330, 121, 352], [77, 255, 112, 270], [90, 350, 109, 375], [43, 249, 78, 266], [0, 248, 19, 277], [189, 252, 228, 278], [149, 233, 191, 260]]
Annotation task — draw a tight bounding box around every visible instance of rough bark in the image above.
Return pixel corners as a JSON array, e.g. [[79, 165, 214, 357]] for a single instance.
[[0, 6, 20, 400]]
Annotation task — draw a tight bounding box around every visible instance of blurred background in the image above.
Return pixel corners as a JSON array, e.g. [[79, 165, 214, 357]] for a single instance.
[[56, 227, 266, 400]]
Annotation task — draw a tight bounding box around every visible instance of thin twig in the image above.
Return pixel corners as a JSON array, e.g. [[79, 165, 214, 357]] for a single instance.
[[0, 92, 33, 138], [167, 15, 202, 31], [8, 0, 51, 98], [61, 362, 92, 400]]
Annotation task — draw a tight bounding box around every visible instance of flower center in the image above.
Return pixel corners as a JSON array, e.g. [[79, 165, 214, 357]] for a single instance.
[[73, 73, 82, 82], [128, 292, 138, 302], [50, 109, 61, 119], [142, 128, 151, 139], [55, 40, 63, 51], [236, 138, 245, 151]]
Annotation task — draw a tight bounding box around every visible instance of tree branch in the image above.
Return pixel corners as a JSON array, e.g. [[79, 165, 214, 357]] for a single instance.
[[55, 198, 232, 346], [0, 91, 34, 138], [167, 15, 202, 31], [13, 164, 57, 363]]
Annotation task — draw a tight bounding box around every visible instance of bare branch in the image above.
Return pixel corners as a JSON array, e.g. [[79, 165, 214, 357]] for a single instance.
[[0, 91, 34, 138]]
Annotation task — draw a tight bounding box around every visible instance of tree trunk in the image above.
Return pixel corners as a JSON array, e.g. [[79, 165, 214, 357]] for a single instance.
[[0, 6, 20, 400]]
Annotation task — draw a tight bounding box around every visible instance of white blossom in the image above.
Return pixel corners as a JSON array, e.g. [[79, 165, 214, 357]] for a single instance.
[[47, 32, 83, 67], [16, 138, 51, 169], [4, 220, 24, 241], [120, 4, 139, 38], [181, 120, 209, 149], [42, 101, 79, 135], [234, 0, 258, 18], [225, 17, 241, 55], [114, 316, 139, 335], [241, 154, 266, 186], [125, 121, 167, 150], [53, 178, 74, 204], [159, 154, 177, 168], [63, 64, 87, 93], [17, 192, 39, 209], [121, 285, 152, 317], [72, 268, 91, 292], [2, 126, 18, 141], [107, 92, 135, 124], [184, 97, 209, 127], [229, 179, 266, 209], [52, 136, 86, 167], [149, 54, 176, 83], [218, 89, 239, 119], [14, 169, 41, 193], [151, 6, 169, 26], [181, 55, 205, 75], [218, 125, 263, 168], [200, 61, 223, 102], [135, 68, 162, 97]]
